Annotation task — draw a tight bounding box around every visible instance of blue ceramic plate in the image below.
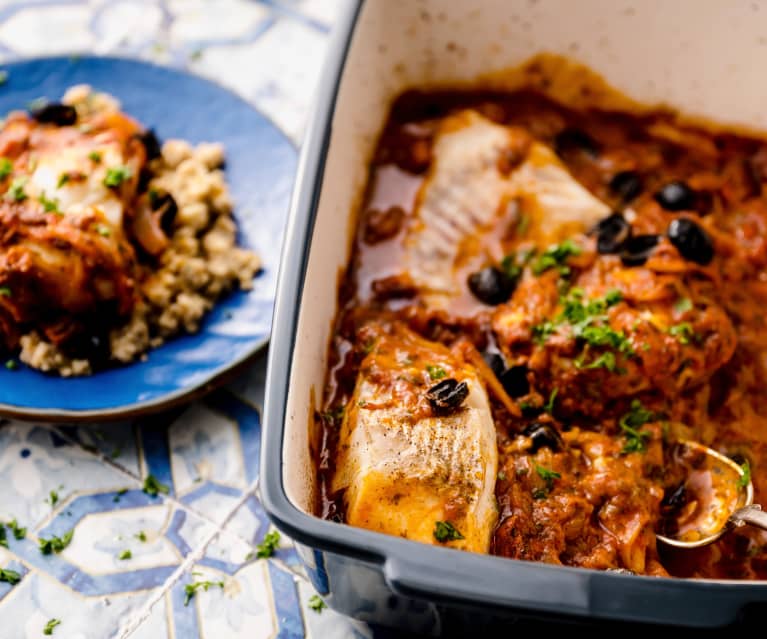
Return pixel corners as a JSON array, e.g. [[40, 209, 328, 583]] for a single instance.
[[0, 56, 297, 421]]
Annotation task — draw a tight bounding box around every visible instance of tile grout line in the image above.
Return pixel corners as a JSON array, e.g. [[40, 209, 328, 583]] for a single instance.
[[38, 422, 264, 551], [118, 476, 262, 639]]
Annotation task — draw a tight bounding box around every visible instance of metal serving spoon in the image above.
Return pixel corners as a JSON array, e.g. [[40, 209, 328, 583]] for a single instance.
[[656, 440, 767, 549]]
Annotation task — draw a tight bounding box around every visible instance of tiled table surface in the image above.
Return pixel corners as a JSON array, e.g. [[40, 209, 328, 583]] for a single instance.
[[0, 1, 372, 637]]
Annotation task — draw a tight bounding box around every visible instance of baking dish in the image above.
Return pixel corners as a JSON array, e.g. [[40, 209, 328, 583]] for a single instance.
[[262, 0, 767, 631]]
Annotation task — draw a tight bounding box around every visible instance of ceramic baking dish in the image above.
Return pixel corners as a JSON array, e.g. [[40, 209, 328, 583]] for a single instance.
[[262, 0, 767, 631]]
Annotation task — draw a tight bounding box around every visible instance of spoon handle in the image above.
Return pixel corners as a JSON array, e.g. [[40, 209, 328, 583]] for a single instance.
[[729, 504, 767, 531]]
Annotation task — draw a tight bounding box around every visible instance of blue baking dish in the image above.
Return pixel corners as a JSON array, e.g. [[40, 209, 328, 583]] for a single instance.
[[261, 0, 767, 631]]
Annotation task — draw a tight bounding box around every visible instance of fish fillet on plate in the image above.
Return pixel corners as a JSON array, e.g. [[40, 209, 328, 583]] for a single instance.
[[331, 322, 498, 552], [404, 110, 609, 306]]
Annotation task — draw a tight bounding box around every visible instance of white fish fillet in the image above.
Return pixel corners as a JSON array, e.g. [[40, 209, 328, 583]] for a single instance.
[[406, 110, 610, 303], [332, 326, 498, 552]]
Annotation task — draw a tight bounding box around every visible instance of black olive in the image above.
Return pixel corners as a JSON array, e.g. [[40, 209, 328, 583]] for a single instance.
[[660, 482, 688, 515], [609, 170, 643, 203], [467, 267, 516, 306], [500, 365, 529, 398], [426, 378, 469, 415], [31, 102, 77, 126], [523, 422, 563, 453], [667, 218, 714, 265], [654, 181, 697, 211], [554, 128, 600, 158], [149, 190, 178, 235], [619, 234, 660, 266], [136, 129, 162, 160], [482, 350, 506, 377], [595, 212, 631, 254]]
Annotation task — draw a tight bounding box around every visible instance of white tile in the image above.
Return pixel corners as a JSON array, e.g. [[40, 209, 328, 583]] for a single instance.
[[64, 505, 180, 575], [0, 422, 136, 530], [192, 561, 276, 639], [190, 18, 328, 141], [0, 570, 154, 639], [92, 0, 164, 54], [169, 0, 270, 42], [121, 592, 170, 639], [0, 5, 93, 55], [288, 0, 348, 26], [169, 403, 247, 496]]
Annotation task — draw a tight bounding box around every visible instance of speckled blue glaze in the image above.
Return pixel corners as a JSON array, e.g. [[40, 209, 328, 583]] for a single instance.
[[0, 56, 297, 419]]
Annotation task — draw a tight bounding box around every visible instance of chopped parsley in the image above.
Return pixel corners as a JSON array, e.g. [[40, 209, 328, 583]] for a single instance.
[[738, 460, 752, 489], [7, 519, 26, 540], [583, 351, 618, 372], [321, 405, 345, 427], [88, 150, 102, 163], [256, 530, 281, 558], [497, 470, 507, 481], [0, 287, 10, 298], [113, 488, 128, 503], [532, 320, 557, 344], [43, 619, 61, 635], [95, 224, 111, 237], [433, 521, 465, 543], [668, 322, 697, 345], [0, 526, 6, 548], [118, 549, 132, 560], [535, 464, 561, 483], [0, 568, 20, 585], [6, 176, 26, 201], [0, 157, 12, 180], [619, 399, 654, 454], [500, 250, 531, 281], [531, 239, 582, 276], [5, 359, 16, 370], [308, 594, 327, 613], [38, 529, 73, 555], [103, 165, 132, 188], [183, 579, 224, 606], [426, 365, 447, 380], [533, 465, 560, 499], [674, 297, 693, 314], [135, 531, 147, 542], [544, 388, 558, 414], [56, 173, 70, 188], [142, 474, 169, 498], [39, 192, 59, 213], [47, 489, 60, 507]]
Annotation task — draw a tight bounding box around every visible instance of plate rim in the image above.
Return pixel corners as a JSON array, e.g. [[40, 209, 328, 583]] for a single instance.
[[0, 54, 295, 422]]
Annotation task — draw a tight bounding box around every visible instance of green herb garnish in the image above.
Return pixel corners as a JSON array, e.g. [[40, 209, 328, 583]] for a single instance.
[[0, 157, 12, 180], [426, 365, 447, 380], [118, 549, 132, 560], [7, 519, 25, 540], [433, 521, 464, 543], [135, 531, 147, 542], [47, 489, 59, 507], [113, 488, 128, 503], [0, 568, 20, 585], [43, 619, 61, 635], [88, 151, 101, 163], [668, 322, 696, 345], [583, 351, 618, 372], [6, 176, 26, 201], [95, 224, 111, 237], [0, 70, 8, 86], [0, 526, 6, 548], [531, 239, 582, 276], [320, 405, 345, 427], [738, 460, 751, 489], [535, 464, 561, 487], [619, 399, 654, 454], [544, 388, 558, 414], [142, 474, 169, 498], [184, 579, 224, 606], [256, 530, 281, 558], [674, 297, 693, 314], [5, 360, 16, 370], [103, 165, 132, 188], [57, 173, 70, 188], [38, 529, 73, 555], [308, 594, 327, 613], [39, 192, 59, 213]]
